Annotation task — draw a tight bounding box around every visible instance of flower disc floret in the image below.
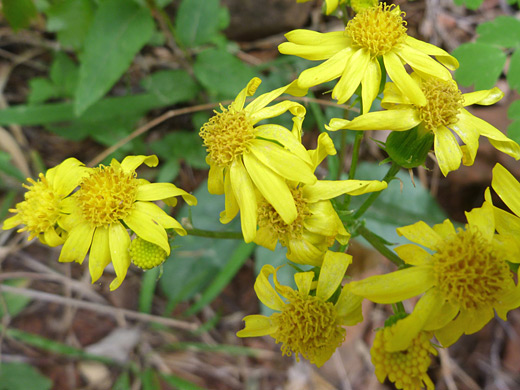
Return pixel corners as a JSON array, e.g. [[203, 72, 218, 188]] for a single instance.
[[371, 328, 436, 390], [200, 106, 255, 167], [129, 237, 167, 270], [346, 3, 407, 57], [432, 228, 510, 311], [417, 78, 463, 131], [271, 290, 346, 363], [77, 165, 139, 227]]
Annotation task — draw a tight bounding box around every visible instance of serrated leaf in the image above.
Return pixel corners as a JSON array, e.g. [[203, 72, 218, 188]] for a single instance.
[[453, 42, 506, 89], [2, 0, 37, 30], [74, 0, 154, 115], [507, 49, 520, 93], [0, 363, 51, 390], [476, 16, 520, 49], [45, 0, 94, 50], [175, 0, 221, 48], [193, 48, 255, 99], [453, 0, 484, 9]]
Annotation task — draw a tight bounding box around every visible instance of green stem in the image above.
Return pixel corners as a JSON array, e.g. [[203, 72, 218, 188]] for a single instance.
[[357, 225, 404, 267], [342, 131, 364, 207], [352, 162, 400, 220], [185, 228, 243, 240]]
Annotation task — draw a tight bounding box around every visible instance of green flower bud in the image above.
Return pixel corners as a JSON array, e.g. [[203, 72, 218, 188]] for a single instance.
[[129, 237, 167, 270], [386, 126, 434, 169]]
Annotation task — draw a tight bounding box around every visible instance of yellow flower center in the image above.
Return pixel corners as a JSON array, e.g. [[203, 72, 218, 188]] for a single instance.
[[199, 105, 255, 168], [371, 328, 436, 390], [77, 165, 139, 227], [345, 3, 407, 57], [15, 174, 61, 238], [417, 78, 464, 131], [257, 188, 311, 245], [271, 290, 345, 365], [432, 228, 512, 311], [129, 237, 167, 270]]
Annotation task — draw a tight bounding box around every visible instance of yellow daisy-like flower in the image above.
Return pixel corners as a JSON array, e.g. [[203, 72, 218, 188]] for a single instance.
[[349, 200, 520, 350], [279, 3, 458, 112], [200, 77, 317, 243], [328, 75, 520, 176], [237, 250, 363, 367], [58, 155, 197, 291], [255, 133, 388, 266], [371, 327, 437, 390], [3, 158, 89, 247]]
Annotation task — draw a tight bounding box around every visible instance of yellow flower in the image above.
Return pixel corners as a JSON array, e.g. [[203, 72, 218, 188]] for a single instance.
[[255, 133, 388, 266], [328, 75, 520, 176], [371, 327, 436, 390], [58, 155, 196, 291], [490, 163, 520, 244], [3, 158, 89, 247], [200, 77, 317, 243], [349, 200, 520, 350], [279, 3, 458, 113], [237, 251, 363, 367]]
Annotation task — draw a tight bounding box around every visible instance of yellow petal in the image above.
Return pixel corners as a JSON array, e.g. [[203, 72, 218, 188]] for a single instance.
[[383, 51, 426, 106], [279, 30, 347, 60], [134, 201, 186, 235], [434, 125, 463, 176], [396, 43, 452, 81], [396, 221, 442, 250], [120, 155, 158, 172], [361, 59, 382, 114], [232, 77, 261, 111], [254, 227, 278, 251], [462, 87, 503, 106], [230, 159, 257, 243], [220, 169, 239, 224], [423, 299, 459, 331], [88, 226, 111, 283], [246, 80, 307, 114], [326, 108, 420, 132], [254, 124, 312, 165], [405, 36, 459, 70], [349, 266, 434, 304], [2, 213, 22, 231], [59, 222, 95, 263], [249, 101, 305, 125], [307, 132, 336, 170], [304, 200, 341, 237], [125, 206, 170, 254], [325, 0, 338, 14], [42, 228, 65, 247], [295, 271, 315, 296], [297, 49, 352, 88], [282, 29, 346, 47], [335, 287, 363, 326], [465, 201, 495, 242], [286, 239, 325, 266], [495, 284, 520, 320], [333, 49, 371, 105], [394, 244, 431, 266], [303, 179, 387, 202], [316, 251, 351, 301], [492, 163, 520, 217], [254, 264, 285, 310], [432, 219, 456, 239], [137, 183, 189, 201], [53, 157, 89, 196], [381, 81, 412, 108], [250, 139, 316, 184], [108, 222, 131, 291], [243, 153, 296, 225], [207, 162, 224, 195], [451, 111, 479, 167], [236, 315, 276, 337]]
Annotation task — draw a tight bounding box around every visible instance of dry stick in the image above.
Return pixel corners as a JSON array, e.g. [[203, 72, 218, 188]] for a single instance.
[[0, 285, 198, 331], [88, 97, 355, 167]]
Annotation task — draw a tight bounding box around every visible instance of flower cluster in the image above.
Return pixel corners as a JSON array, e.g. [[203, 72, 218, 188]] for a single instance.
[[3, 155, 196, 290]]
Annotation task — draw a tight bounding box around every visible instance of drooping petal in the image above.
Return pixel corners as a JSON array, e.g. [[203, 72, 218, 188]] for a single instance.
[[451, 111, 480, 167], [332, 49, 371, 105], [495, 285, 520, 320], [383, 51, 426, 106], [254, 124, 312, 164], [326, 108, 420, 132], [295, 271, 315, 296], [254, 264, 285, 310], [349, 266, 434, 304], [462, 87, 503, 106], [297, 48, 352, 88], [304, 200, 341, 237], [405, 36, 459, 70], [59, 222, 95, 263], [249, 101, 305, 125], [394, 244, 431, 266], [249, 139, 316, 184], [254, 227, 278, 251], [108, 222, 131, 291], [316, 251, 351, 301], [434, 126, 463, 176], [423, 299, 459, 331], [236, 315, 277, 337], [230, 159, 258, 243], [287, 239, 325, 267], [307, 133, 336, 170], [88, 226, 111, 283], [381, 81, 412, 108], [124, 207, 170, 254], [243, 153, 297, 225], [41, 228, 64, 247], [246, 80, 307, 114], [396, 221, 442, 250], [303, 179, 387, 201], [492, 163, 520, 217], [220, 169, 240, 224], [207, 161, 224, 195], [335, 287, 363, 326], [360, 58, 382, 114], [396, 43, 452, 81], [134, 201, 186, 235], [232, 77, 261, 111], [120, 155, 158, 172]]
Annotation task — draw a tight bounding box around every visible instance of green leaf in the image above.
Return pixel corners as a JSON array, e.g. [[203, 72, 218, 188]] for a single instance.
[[476, 16, 520, 49], [507, 100, 520, 144], [50, 52, 79, 97], [141, 369, 161, 390], [452, 0, 484, 9], [193, 48, 255, 99], [45, 0, 95, 50], [0, 279, 32, 319], [112, 372, 131, 390], [2, 0, 37, 31], [0, 363, 51, 390], [452, 42, 506, 89], [149, 131, 207, 170], [508, 99, 520, 120], [175, 0, 221, 48], [508, 49, 520, 93], [28, 78, 59, 105], [0, 151, 25, 181], [138, 267, 160, 314], [160, 373, 206, 390], [349, 162, 448, 247], [140, 69, 199, 105], [74, 0, 155, 115]]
